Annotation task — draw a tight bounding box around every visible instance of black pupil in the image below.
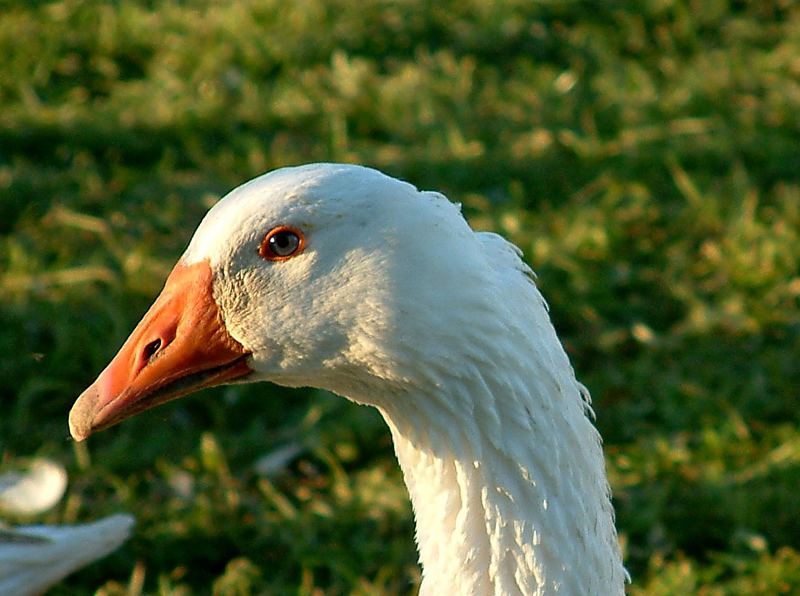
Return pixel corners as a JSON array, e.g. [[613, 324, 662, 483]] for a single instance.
[[270, 231, 298, 256]]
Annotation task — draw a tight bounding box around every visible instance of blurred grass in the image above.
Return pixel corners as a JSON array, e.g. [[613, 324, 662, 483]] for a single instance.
[[1, 0, 799, 593]]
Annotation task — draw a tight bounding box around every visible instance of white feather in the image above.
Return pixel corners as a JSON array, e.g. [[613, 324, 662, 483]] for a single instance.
[[186, 163, 626, 595], [0, 515, 134, 596], [0, 459, 67, 517]]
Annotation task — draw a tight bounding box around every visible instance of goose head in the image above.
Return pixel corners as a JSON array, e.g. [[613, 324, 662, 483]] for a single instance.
[[69, 163, 484, 440], [68, 164, 627, 595]]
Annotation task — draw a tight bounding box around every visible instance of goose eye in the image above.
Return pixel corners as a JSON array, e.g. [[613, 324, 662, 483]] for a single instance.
[[259, 225, 305, 261]]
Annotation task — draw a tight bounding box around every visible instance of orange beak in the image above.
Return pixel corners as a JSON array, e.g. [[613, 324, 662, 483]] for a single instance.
[[69, 260, 252, 441]]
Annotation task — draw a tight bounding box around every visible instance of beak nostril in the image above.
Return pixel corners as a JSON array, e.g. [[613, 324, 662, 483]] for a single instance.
[[142, 339, 162, 363]]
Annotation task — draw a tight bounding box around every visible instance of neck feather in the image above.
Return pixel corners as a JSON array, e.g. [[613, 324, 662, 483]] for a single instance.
[[373, 317, 625, 595]]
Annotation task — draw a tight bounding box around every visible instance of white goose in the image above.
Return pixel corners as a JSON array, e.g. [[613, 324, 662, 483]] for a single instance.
[[69, 164, 625, 595], [0, 460, 134, 595], [0, 514, 134, 596]]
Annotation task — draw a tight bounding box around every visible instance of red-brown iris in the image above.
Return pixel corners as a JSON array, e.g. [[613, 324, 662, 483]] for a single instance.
[[258, 225, 305, 261]]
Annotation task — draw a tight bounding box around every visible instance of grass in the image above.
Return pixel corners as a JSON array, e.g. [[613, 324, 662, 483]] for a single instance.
[[1, 0, 799, 593]]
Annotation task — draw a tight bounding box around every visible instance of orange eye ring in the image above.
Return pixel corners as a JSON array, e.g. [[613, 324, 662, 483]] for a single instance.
[[258, 225, 306, 261]]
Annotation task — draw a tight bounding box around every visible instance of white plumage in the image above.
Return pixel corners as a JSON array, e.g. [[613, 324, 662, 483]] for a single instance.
[[0, 460, 133, 595], [70, 163, 626, 595], [0, 514, 134, 596], [0, 460, 67, 517]]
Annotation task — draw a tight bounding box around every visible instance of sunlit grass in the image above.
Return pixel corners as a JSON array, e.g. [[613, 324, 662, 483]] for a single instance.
[[2, 0, 799, 593]]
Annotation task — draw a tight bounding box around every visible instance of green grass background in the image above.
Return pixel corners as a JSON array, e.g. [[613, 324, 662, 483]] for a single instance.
[[2, 0, 799, 593]]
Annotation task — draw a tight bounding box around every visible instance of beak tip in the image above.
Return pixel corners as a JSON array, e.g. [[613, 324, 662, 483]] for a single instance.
[[69, 424, 89, 442], [69, 384, 99, 442]]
